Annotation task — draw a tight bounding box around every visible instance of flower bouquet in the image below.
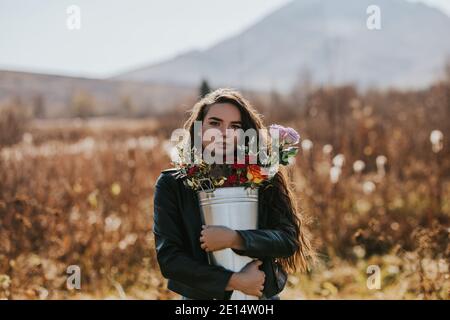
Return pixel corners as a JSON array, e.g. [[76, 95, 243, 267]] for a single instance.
[[172, 124, 300, 300], [173, 124, 300, 192]]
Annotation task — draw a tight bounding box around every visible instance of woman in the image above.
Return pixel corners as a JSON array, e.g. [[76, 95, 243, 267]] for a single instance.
[[153, 88, 314, 300]]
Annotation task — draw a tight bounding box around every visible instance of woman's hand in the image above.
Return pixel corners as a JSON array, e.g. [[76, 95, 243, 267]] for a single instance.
[[226, 260, 265, 297], [200, 225, 244, 252]]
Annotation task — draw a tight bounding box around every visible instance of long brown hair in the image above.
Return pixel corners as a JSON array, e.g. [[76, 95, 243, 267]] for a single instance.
[[183, 88, 315, 273]]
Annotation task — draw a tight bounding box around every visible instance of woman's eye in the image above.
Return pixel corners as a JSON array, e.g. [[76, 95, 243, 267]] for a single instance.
[[209, 121, 220, 126], [230, 125, 241, 129]]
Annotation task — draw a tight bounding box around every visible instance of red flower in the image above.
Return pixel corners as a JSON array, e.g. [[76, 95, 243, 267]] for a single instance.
[[239, 174, 247, 183], [227, 174, 238, 185], [187, 166, 198, 176]]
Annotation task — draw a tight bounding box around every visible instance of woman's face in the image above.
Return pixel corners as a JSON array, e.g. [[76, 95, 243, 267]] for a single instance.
[[201, 103, 242, 159]]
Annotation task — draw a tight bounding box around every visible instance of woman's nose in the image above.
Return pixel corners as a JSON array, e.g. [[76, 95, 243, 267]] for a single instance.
[[220, 125, 228, 137]]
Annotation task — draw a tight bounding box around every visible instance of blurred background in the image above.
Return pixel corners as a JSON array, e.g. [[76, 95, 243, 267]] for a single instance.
[[0, 0, 449, 299]]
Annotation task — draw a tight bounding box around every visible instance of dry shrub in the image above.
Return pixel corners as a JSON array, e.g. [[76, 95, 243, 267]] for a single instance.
[[0, 104, 30, 148]]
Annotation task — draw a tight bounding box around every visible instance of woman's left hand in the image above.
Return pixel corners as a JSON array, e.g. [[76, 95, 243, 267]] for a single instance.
[[200, 225, 242, 252]]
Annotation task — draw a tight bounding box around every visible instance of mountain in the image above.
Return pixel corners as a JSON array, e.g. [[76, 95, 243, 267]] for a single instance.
[[113, 0, 450, 91], [0, 70, 196, 117]]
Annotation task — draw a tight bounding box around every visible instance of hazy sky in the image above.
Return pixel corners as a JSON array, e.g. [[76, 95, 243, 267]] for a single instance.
[[1, 0, 449, 78]]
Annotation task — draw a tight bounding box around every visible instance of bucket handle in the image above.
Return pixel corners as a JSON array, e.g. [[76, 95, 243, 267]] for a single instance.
[[198, 177, 215, 193]]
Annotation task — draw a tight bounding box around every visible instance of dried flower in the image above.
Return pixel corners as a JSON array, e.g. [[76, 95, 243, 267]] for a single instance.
[[362, 181, 376, 194], [332, 154, 345, 168], [353, 160, 365, 174], [322, 144, 333, 155], [330, 166, 341, 183], [376, 155, 387, 177], [301, 139, 313, 152], [430, 130, 443, 153]]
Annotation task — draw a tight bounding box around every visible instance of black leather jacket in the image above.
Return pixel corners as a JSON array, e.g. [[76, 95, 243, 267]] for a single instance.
[[152, 168, 298, 300]]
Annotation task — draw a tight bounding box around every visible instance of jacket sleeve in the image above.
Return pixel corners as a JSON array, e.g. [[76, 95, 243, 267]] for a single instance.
[[232, 223, 299, 259], [231, 186, 299, 259], [153, 172, 234, 299]]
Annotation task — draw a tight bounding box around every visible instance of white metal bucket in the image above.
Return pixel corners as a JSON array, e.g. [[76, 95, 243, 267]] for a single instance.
[[197, 186, 259, 300]]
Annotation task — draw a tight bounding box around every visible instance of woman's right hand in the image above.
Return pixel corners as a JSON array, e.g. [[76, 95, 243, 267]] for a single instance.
[[226, 260, 266, 297]]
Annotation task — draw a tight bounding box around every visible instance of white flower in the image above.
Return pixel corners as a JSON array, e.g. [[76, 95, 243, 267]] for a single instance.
[[322, 144, 333, 155], [376, 155, 387, 177], [353, 160, 365, 173], [330, 166, 341, 183], [430, 130, 444, 153], [362, 181, 376, 194], [332, 154, 345, 168], [301, 139, 313, 152], [376, 155, 387, 166]]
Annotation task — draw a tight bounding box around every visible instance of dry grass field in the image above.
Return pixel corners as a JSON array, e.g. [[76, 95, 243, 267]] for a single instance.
[[0, 83, 449, 300]]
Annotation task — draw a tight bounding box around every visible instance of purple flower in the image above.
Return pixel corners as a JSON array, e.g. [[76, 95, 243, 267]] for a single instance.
[[269, 124, 300, 145]]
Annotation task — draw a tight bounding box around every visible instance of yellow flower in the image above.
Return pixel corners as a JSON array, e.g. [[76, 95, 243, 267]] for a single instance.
[[214, 178, 225, 186]]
